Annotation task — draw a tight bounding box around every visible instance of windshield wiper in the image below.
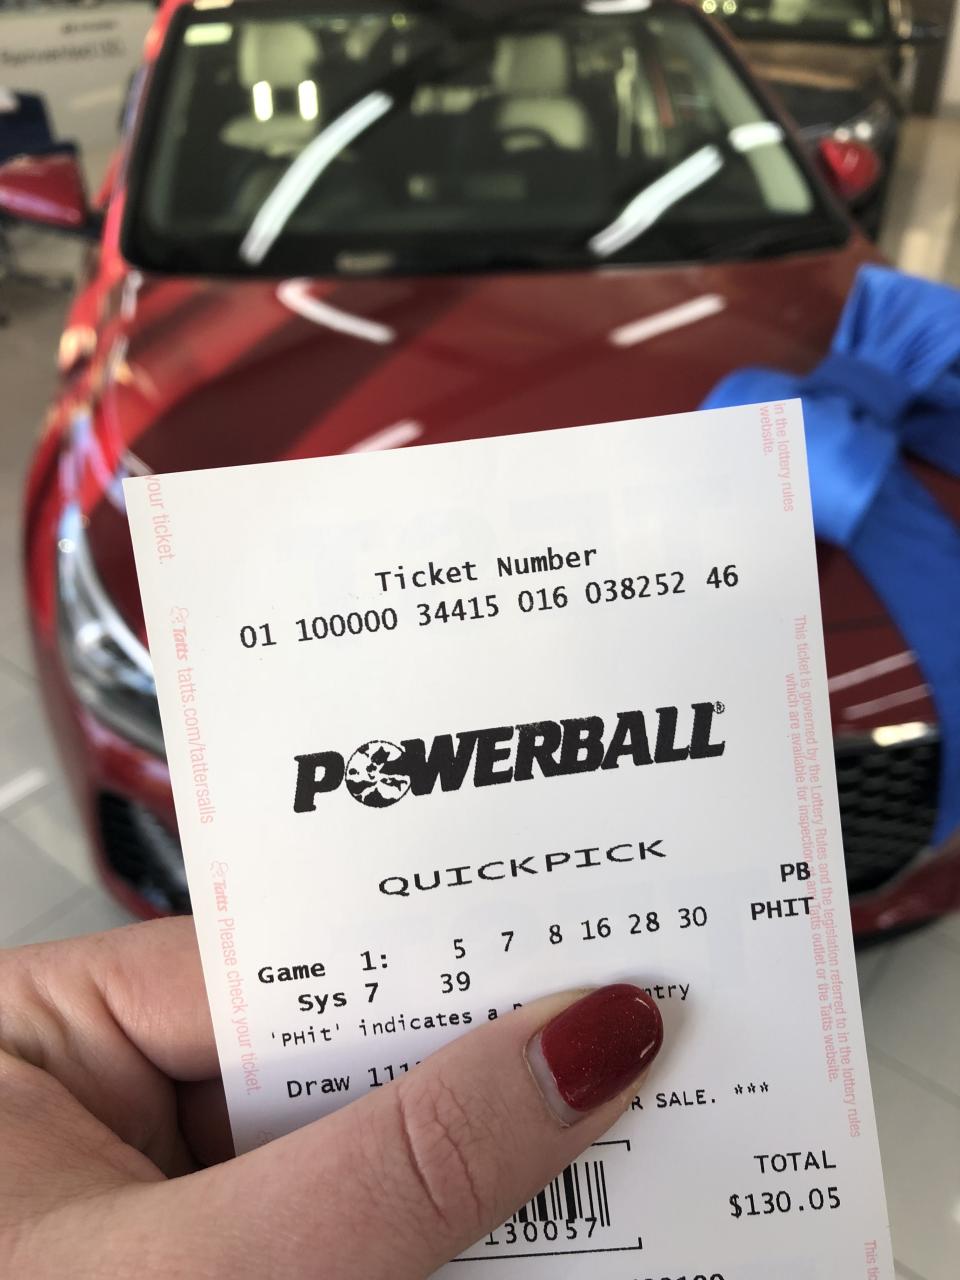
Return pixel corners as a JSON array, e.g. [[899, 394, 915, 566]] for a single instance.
[[590, 144, 726, 259], [240, 29, 473, 268]]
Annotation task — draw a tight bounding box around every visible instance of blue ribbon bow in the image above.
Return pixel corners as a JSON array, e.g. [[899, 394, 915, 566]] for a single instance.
[[703, 264, 960, 845]]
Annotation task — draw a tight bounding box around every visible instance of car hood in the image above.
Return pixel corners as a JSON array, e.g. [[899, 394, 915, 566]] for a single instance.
[[740, 41, 893, 130], [78, 241, 933, 728], [87, 248, 871, 473]]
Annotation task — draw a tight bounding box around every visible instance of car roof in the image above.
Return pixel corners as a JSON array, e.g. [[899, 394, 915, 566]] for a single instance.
[[160, 0, 678, 17], [150, 0, 694, 61]]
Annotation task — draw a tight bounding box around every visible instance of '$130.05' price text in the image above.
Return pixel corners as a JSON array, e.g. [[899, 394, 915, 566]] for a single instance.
[[729, 1186, 841, 1219]]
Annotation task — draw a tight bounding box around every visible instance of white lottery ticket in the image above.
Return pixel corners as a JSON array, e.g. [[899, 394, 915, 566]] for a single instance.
[[125, 400, 892, 1279]]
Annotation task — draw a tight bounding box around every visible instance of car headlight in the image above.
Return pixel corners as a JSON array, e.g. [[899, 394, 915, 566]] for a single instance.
[[833, 99, 895, 147], [57, 503, 165, 756]]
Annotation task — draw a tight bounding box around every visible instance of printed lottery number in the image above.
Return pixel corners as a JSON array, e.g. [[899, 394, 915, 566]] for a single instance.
[[418, 595, 499, 626], [239, 612, 399, 648], [239, 623, 277, 648], [585, 573, 684, 604], [367, 1062, 417, 1087], [297, 611, 398, 640], [486, 1221, 599, 1246], [518, 586, 568, 613], [439, 911, 709, 957], [707, 564, 739, 589], [679, 906, 708, 928], [239, 563, 741, 648], [441, 971, 471, 994], [549, 909, 707, 945]]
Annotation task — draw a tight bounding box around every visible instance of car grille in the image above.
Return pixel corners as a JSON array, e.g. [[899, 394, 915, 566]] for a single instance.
[[98, 793, 190, 914], [836, 733, 941, 896]]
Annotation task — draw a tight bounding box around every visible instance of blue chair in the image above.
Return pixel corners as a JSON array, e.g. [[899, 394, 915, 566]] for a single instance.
[[0, 88, 79, 300], [0, 89, 77, 163]]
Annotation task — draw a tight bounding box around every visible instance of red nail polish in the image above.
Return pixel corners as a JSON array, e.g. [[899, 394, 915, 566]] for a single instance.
[[534, 985, 663, 1116]]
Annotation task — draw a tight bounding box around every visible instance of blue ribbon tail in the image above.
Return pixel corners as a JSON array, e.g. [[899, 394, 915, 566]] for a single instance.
[[903, 407, 960, 477], [703, 266, 960, 853]]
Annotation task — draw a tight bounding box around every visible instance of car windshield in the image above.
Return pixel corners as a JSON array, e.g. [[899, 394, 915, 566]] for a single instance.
[[710, 0, 889, 44], [124, 0, 845, 276]]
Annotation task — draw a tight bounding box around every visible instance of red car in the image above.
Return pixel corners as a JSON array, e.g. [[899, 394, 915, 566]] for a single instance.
[[4, 0, 958, 937]]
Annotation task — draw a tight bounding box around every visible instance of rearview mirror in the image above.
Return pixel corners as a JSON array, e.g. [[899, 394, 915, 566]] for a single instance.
[[0, 151, 95, 234], [817, 137, 882, 206]]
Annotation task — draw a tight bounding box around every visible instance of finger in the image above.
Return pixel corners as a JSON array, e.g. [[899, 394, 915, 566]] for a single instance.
[[0, 918, 222, 1169], [83, 917, 217, 1081], [148, 984, 663, 1280], [3, 917, 216, 1082]]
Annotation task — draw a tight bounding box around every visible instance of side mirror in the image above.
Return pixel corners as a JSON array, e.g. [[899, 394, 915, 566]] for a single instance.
[[0, 151, 95, 234], [817, 137, 882, 206]]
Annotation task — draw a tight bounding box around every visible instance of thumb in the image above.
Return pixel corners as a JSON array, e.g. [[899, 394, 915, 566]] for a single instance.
[[152, 984, 662, 1279]]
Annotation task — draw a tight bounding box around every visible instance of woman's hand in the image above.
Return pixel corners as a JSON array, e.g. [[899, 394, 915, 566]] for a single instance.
[[0, 917, 662, 1278]]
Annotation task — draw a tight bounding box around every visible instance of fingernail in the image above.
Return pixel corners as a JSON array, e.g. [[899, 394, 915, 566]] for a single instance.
[[526, 985, 663, 1124]]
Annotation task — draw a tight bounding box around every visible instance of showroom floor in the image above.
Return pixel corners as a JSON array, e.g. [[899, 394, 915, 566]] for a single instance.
[[1, 116, 959, 1279]]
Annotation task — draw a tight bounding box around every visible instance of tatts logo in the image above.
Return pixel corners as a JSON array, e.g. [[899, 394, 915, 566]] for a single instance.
[[293, 703, 726, 811]]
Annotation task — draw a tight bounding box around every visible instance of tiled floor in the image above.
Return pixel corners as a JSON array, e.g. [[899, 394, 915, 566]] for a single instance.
[[0, 273, 137, 945], [2, 118, 960, 1279]]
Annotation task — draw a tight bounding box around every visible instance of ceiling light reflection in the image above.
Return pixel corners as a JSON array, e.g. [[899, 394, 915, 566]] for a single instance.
[[585, 0, 652, 13], [845, 685, 930, 720], [120, 270, 143, 322], [347, 421, 424, 452], [298, 80, 319, 122], [729, 121, 783, 153], [252, 80, 273, 123], [184, 21, 232, 44], [827, 651, 914, 692], [610, 294, 726, 347], [277, 279, 396, 344], [871, 722, 932, 747]]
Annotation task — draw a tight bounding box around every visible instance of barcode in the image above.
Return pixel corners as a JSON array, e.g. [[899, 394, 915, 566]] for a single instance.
[[511, 1159, 611, 1229]]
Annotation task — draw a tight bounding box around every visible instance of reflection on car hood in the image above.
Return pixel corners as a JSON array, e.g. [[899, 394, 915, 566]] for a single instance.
[[83, 243, 884, 657]]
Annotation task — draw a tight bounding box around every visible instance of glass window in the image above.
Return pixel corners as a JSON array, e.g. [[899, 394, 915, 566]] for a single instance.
[[124, 1, 845, 276], [707, 0, 889, 44]]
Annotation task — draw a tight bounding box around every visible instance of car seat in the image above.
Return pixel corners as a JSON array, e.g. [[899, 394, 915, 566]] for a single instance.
[[490, 33, 594, 152], [222, 21, 323, 159]]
